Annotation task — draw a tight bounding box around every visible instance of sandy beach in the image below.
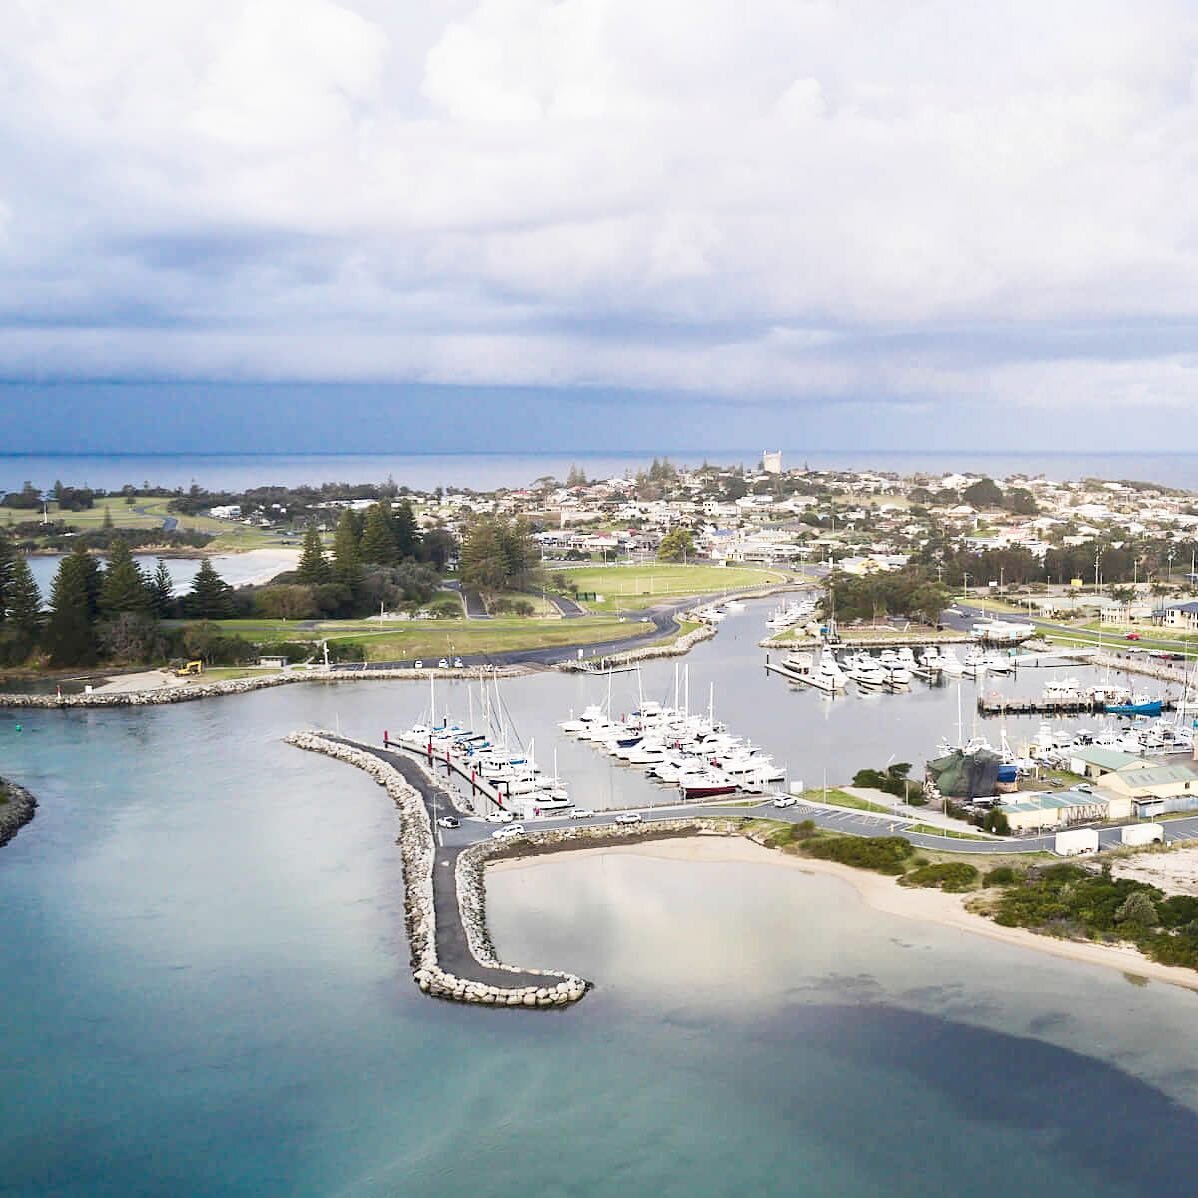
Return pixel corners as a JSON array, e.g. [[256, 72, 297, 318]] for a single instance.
[[490, 834, 1198, 994]]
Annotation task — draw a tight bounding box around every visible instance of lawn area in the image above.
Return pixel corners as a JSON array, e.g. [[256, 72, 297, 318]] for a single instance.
[[1, 497, 285, 551], [551, 563, 784, 612], [812, 787, 894, 815], [904, 823, 992, 841], [1039, 624, 1196, 657], [181, 615, 652, 661]]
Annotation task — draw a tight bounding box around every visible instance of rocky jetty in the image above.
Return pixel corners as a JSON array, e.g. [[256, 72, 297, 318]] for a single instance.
[[0, 666, 525, 710], [0, 776, 37, 849], [285, 731, 589, 1008]]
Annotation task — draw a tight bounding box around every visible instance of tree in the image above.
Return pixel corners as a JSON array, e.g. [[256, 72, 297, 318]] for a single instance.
[[102, 506, 114, 529], [150, 558, 174, 616], [332, 509, 363, 591], [44, 552, 99, 666], [962, 478, 1004, 509], [6, 558, 43, 634], [296, 527, 331, 585], [420, 525, 456, 571], [657, 528, 695, 562], [97, 612, 164, 664], [0, 533, 14, 619], [566, 464, 587, 487], [459, 517, 539, 595], [99, 539, 150, 616], [393, 499, 420, 561], [359, 503, 398, 566], [255, 585, 315, 620], [187, 559, 234, 619]]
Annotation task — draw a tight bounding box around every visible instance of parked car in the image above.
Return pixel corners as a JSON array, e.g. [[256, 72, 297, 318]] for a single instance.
[[437, 816, 460, 829], [772, 795, 798, 808], [413, 660, 423, 669], [453, 657, 464, 668], [484, 811, 514, 823], [569, 808, 595, 820], [614, 812, 643, 825], [438, 658, 449, 669], [491, 823, 525, 840]]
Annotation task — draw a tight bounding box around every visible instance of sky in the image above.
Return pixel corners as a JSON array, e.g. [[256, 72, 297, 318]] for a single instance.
[[3, 0, 1198, 453]]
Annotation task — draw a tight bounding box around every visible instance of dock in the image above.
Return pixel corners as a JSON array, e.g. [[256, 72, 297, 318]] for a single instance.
[[387, 733, 517, 814], [977, 696, 1177, 716]]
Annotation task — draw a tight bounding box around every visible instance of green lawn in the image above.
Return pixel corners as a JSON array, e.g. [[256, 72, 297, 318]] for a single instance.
[[904, 823, 992, 841], [179, 615, 651, 661], [0, 497, 285, 552], [550, 563, 784, 612], [812, 787, 894, 815]]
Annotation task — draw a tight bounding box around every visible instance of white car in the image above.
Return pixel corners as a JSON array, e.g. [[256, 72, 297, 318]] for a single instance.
[[485, 811, 514, 823], [413, 659, 423, 669], [569, 808, 595, 820], [438, 658, 449, 669], [614, 811, 643, 825], [491, 823, 525, 840], [437, 816, 460, 829], [453, 657, 463, 668], [772, 796, 798, 809]]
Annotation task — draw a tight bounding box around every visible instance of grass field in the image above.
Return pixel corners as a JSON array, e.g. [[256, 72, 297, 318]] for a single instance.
[[1, 498, 286, 552], [184, 615, 650, 662], [551, 563, 784, 612], [813, 787, 894, 814]]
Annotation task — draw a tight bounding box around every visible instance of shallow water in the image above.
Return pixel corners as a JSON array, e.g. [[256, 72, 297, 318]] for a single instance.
[[1, 612, 1194, 1195]]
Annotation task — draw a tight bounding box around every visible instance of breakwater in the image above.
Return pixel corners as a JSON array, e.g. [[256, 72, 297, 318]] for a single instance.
[[558, 619, 716, 671], [0, 777, 37, 848], [0, 666, 525, 710], [285, 731, 589, 1007]]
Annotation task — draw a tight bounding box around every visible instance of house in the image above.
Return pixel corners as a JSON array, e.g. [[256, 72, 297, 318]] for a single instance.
[[1155, 601, 1198, 632]]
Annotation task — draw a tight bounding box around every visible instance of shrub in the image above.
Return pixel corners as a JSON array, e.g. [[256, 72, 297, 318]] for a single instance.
[[901, 862, 979, 892], [983, 866, 1020, 887], [802, 835, 913, 875]]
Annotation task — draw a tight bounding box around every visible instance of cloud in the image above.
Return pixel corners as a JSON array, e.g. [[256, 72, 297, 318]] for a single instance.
[[1, 0, 1197, 420]]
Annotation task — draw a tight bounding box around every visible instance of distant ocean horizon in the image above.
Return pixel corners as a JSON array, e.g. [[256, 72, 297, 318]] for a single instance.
[[4, 449, 1198, 493]]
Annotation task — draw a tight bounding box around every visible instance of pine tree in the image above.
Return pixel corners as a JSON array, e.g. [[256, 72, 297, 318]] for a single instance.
[[44, 552, 98, 666], [69, 543, 103, 619], [296, 526, 331, 585], [359, 503, 398, 566], [102, 506, 114, 529], [332, 509, 363, 590], [150, 558, 174, 616], [99, 539, 150, 616], [393, 499, 420, 561], [6, 558, 43, 634], [0, 532, 14, 620], [187, 559, 234, 619]]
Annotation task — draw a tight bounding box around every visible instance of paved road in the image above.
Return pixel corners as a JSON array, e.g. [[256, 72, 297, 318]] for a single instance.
[[545, 593, 585, 618], [440, 581, 489, 619], [132, 505, 179, 532]]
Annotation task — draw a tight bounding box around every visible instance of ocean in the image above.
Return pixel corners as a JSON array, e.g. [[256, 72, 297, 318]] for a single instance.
[[2, 603, 1197, 1195], [4, 450, 1198, 494]]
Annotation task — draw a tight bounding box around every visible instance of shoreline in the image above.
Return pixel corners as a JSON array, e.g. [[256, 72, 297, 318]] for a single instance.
[[0, 776, 37, 849], [490, 836, 1198, 994]]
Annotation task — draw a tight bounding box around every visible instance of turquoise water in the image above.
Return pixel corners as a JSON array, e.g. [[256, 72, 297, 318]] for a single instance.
[[3, 689, 1198, 1196]]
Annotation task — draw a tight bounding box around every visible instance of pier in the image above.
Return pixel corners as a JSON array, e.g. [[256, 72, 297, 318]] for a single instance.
[[977, 696, 1177, 717]]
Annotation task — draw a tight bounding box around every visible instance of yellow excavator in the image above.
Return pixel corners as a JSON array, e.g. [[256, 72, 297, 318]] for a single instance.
[[175, 660, 204, 677]]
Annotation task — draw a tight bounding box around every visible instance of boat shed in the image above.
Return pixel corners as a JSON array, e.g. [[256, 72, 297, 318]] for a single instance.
[[1095, 762, 1198, 815], [1067, 747, 1151, 779], [999, 789, 1131, 833]]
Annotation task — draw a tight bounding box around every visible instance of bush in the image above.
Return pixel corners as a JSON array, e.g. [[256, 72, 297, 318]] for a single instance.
[[801, 835, 913, 875], [983, 866, 1020, 887], [901, 862, 979, 892]]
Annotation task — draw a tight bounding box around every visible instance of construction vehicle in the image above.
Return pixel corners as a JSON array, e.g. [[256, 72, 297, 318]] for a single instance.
[[175, 660, 204, 677]]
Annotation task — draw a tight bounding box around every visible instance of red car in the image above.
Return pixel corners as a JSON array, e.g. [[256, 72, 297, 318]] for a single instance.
[[1125, 632, 1142, 640]]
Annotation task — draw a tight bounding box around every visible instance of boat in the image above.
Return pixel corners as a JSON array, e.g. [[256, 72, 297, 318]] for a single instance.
[[681, 773, 739, 799], [1105, 700, 1164, 717]]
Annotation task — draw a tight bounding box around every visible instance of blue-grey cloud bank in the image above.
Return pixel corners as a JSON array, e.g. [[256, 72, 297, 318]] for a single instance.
[[2, 1, 1198, 449]]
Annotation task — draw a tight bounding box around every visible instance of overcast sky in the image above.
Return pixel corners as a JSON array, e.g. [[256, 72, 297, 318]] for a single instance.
[[3, 1, 1198, 452]]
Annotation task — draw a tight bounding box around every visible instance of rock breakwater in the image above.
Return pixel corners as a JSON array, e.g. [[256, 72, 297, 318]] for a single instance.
[[285, 731, 588, 1008], [0, 777, 37, 849]]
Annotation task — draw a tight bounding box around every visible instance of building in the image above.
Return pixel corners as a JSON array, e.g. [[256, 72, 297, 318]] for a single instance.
[[762, 450, 783, 475], [1000, 788, 1131, 833], [1155, 601, 1198, 632]]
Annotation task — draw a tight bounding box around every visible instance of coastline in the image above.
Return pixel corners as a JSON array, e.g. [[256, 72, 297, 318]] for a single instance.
[[0, 777, 37, 849], [490, 836, 1198, 994]]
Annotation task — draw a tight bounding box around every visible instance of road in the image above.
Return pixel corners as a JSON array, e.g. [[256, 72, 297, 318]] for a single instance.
[[132, 505, 179, 532]]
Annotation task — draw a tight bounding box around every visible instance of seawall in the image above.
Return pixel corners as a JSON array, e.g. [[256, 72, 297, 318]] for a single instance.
[[0, 777, 37, 849]]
